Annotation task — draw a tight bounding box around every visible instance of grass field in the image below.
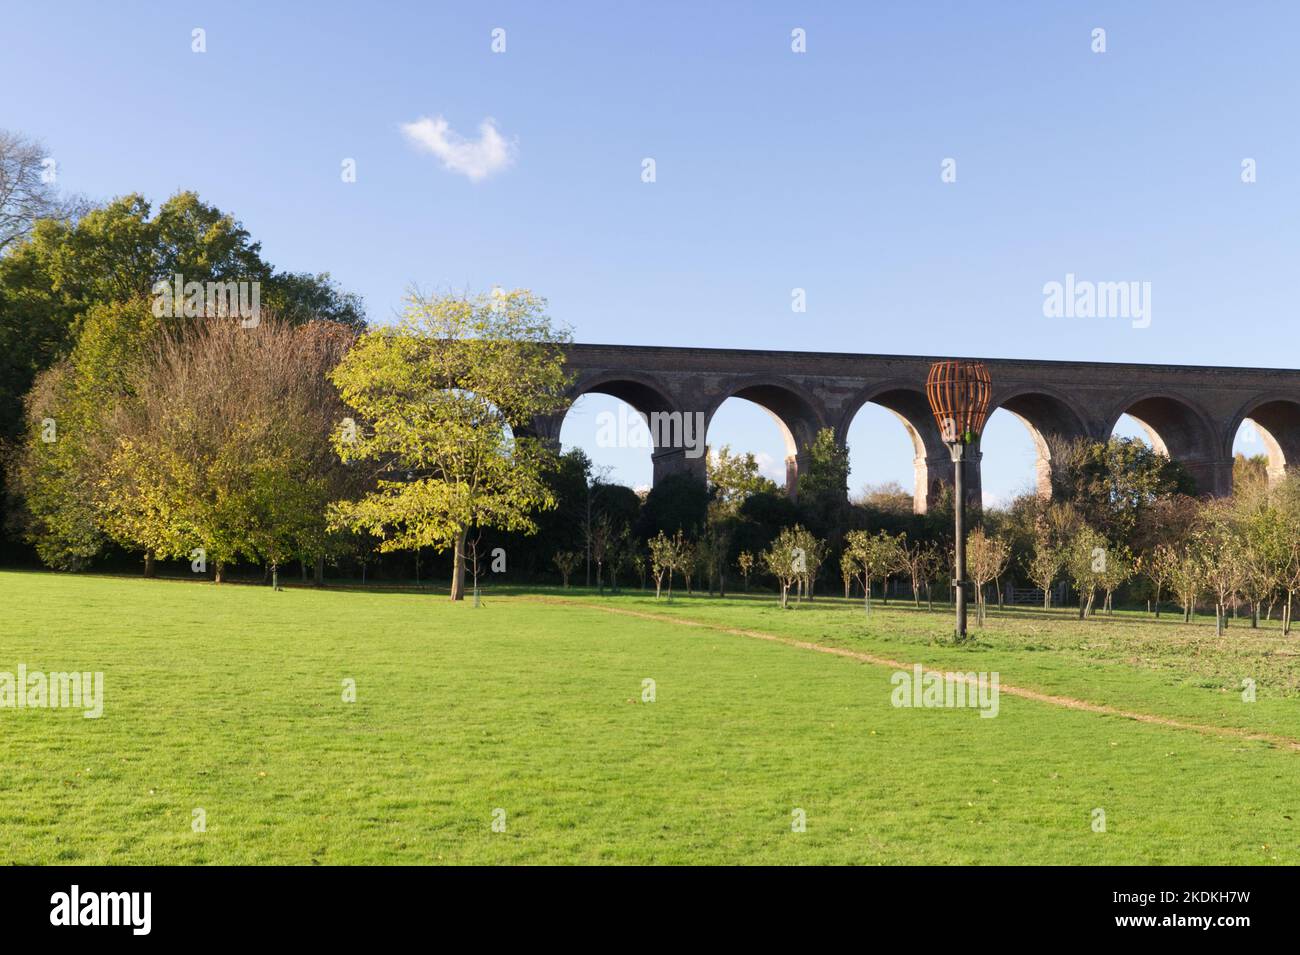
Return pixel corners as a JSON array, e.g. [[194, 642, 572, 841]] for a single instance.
[[1, 570, 1297, 864]]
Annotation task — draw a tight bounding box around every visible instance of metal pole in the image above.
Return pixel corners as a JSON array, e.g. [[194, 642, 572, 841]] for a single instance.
[[951, 443, 967, 641]]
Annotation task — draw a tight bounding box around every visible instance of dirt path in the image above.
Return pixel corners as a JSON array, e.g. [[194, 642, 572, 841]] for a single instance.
[[527, 596, 1300, 752]]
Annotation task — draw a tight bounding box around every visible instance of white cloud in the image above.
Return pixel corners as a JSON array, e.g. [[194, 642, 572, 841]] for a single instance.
[[752, 451, 786, 484], [400, 115, 515, 181]]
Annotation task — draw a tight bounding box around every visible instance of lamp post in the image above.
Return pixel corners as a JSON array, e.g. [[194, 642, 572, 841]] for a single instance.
[[925, 360, 992, 642]]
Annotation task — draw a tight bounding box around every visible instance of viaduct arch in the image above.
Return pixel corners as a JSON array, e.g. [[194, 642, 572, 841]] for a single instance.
[[544, 344, 1300, 510]]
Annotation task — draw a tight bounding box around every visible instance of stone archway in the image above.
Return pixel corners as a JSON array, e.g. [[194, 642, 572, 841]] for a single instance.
[[1226, 397, 1300, 488], [705, 377, 829, 499], [1108, 393, 1225, 495]]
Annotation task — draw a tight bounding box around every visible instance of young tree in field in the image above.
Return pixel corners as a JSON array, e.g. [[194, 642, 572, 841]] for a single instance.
[[552, 550, 580, 588], [737, 550, 754, 592], [920, 543, 945, 611], [648, 530, 681, 600], [763, 525, 807, 609], [1064, 524, 1108, 619], [1274, 478, 1300, 634], [1147, 544, 1178, 618], [896, 533, 930, 608], [840, 549, 859, 599], [792, 526, 826, 602], [588, 514, 613, 595], [1025, 530, 1063, 611], [1196, 501, 1246, 636], [1167, 542, 1205, 624], [328, 289, 570, 601], [1233, 485, 1289, 628], [1096, 545, 1133, 615], [844, 529, 897, 615], [967, 528, 1010, 627], [678, 536, 698, 594], [701, 499, 736, 597]]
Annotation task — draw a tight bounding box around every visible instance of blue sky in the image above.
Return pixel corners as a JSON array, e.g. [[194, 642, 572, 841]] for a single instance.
[[9, 1, 1297, 499]]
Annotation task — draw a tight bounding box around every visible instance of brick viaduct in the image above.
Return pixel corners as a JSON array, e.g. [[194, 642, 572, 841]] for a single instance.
[[529, 344, 1300, 511]]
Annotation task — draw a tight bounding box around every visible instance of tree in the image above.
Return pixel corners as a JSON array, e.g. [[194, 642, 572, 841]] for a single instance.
[[1025, 530, 1063, 611], [844, 529, 898, 615], [737, 550, 755, 592], [1233, 452, 1269, 496], [1274, 476, 1300, 634], [328, 289, 570, 601], [896, 533, 931, 608], [1, 189, 364, 560], [92, 319, 356, 582], [1063, 524, 1108, 619], [636, 472, 708, 541], [1047, 436, 1194, 543], [792, 525, 826, 602], [588, 514, 614, 594], [1146, 544, 1177, 618], [1197, 502, 1246, 637], [798, 427, 850, 538], [1233, 483, 1289, 628], [678, 536, 698, 594], [840, 549, 859, 599], [8, 298, 161, 568], [1167, 541, 1205, 624], [967, 528, 1010, 627], [701, 509, 734, 597], [1096, 545, 1133, 615], [707, 445, 778, 517], [552, 550, 580, 588], [763, 525, 806, 609], [0, 129, 87, 253], [853, 481, 913, 516], [648, 530, 681, 600]]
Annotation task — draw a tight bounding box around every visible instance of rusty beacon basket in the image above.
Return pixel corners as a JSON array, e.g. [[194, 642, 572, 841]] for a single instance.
[[924, 359, 992, 446]]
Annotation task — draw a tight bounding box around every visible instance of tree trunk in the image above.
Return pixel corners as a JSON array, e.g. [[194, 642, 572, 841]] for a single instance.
[[214, 562, 224, 585], [143, 551, 156, 578], [315, 555, 325, 586], [450, 526, 467, 601]]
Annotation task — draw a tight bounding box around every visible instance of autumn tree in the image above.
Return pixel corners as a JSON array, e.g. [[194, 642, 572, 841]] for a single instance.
[[328, 289, 570, 601], [98, 318, 355, 583], [1197, 503, 1246, 637], [967, 528, 1011, 627]]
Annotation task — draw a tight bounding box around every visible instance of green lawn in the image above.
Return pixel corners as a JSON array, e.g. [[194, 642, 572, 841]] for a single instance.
[[1, 571, 1296, 864]]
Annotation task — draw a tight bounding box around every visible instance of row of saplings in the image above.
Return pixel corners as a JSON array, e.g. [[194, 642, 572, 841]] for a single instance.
[[560, 487, 1300, 637]]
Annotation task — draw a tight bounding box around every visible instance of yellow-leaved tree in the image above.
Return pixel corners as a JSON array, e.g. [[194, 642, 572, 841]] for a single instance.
[[328, 289, 571, 601]]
